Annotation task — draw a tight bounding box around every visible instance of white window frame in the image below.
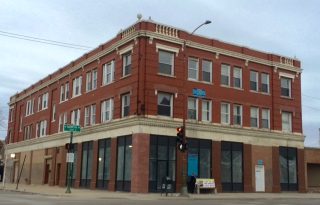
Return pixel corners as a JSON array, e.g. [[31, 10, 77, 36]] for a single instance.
[[261, 73, 270, 93], [58, 112, 68, 132], [250, 71, 259, 92], [221, 64, 230, 86], [158, 50, 174, 76], [71, 109, 81, 125], [233, 67, 242, 89], [101, 98, 114, 122], [121, 93, 130, 117], [122, 52, 132, 77], [72, 76, 82, 97], [25, 99, 34, 116], [86, 71, 92, 92], [42, 93, 48, 110], [103, 61, 115, 85], [39, 120, 47, 137], [262, 108, 270, 129], [52, 104, 56, 122], [201, 99, 212, 122], [188, 58, 199, 81], [157, 92, 173, 117], [281, 77, 292, 97], [37, 96, 41, 111], [250, 107, 259, 128], [84, 104, 96, 126], [233, 104, 242, 126], [202, 60, 212, 83], [187, 97, 198, 120], [220, 103, 230, 125], [282, 111, 292, 132]]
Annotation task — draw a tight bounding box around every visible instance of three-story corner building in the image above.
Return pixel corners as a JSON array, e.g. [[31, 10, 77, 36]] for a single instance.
[[5, 19, 305, 193]]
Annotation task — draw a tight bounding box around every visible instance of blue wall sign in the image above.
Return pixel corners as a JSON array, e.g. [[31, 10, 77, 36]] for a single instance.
[[192, 88, 206, 98], [187, 154, 199, 176]]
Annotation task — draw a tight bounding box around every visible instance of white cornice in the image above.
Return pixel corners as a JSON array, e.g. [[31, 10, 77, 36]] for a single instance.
[[9, 30, 301, 105], [6, 116, 304, 154]]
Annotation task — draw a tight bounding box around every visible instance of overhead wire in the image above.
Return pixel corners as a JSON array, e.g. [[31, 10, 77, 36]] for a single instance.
[[0, 30, 92, 50]]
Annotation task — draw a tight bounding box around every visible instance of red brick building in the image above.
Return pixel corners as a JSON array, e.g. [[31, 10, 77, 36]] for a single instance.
[[5, 19, 305, 193]]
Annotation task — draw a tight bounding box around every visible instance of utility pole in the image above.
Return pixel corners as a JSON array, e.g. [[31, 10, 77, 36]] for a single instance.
[[180, 20, 211, 197]]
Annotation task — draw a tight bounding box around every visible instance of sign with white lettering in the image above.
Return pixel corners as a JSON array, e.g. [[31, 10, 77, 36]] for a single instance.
[[66, 153, 74, 163], [192, 88, 206, 98]]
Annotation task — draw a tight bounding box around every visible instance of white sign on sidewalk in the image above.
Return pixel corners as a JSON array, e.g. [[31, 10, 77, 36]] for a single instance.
[[66, 153, 74, 163]]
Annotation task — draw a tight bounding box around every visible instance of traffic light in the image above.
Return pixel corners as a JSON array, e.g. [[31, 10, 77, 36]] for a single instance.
[[176, 126, 187, 152], [65, 143, 73, 151]]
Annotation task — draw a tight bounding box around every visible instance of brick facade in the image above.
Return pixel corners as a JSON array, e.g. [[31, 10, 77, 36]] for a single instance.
[[4, 19, 304, 194]]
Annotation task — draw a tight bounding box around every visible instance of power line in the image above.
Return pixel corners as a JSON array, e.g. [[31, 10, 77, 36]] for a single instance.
[[303, 104, 320, 111], [0, 30, 92, 50], [302, 94, 320, 101]]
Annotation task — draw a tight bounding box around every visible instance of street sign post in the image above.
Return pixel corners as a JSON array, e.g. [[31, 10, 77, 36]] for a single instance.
[[64, 124, 80, 194]]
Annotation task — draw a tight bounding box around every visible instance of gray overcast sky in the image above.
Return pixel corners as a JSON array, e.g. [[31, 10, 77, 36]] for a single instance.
[[0, 0, 319, 147]]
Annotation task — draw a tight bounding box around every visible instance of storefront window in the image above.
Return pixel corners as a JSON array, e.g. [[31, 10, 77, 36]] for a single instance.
[[116, 135, 132, 192], [221, 141, 243, 192], [80, 141, 93, 188], [280, 147, 298, 191], [97, 139, 111, 189], [149, 135, 176, 193]]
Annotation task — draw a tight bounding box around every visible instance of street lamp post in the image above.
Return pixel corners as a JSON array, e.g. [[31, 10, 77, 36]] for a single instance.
[[180, 20, 211, 196]]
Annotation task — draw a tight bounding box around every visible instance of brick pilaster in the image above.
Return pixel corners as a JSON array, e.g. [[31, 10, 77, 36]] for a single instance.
[[212, 141, 222, 192], [108, 138, 117, 191], [90, 140, 99, 189], [243, 144, 253, 192], [272, 146, 280, 193]]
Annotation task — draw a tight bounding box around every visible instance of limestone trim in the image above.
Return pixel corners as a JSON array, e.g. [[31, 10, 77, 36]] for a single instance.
[[155, 43, 180, 56], [6, 116, 304, 154]]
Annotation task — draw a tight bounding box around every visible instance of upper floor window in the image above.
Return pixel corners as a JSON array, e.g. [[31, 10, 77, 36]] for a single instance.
[[188, 58, 199, 81], [202, 60, 212, 83], [261, 73, 270, 93], [250, 71, 259, 91], [23, 124, 32, 140], [282, 111, 292, 132], [281, 77, 292, 97], [188, 97, 198, 120], [60, 82, 69, 102], [233, 67, 242, 89], [221, 64, 230, 86], [159, 50, 174, 76], [201, 99, 212, 122], [233, 104, 242, 126], [250, 107, 259, 128], [73, 76, 82, 97], [52, 104, 56, 122], [122, 52, 131, 76], [101, 98, 114, 122], [157, 92, 173, 117], [58, 112, 68, 132], [25, 99, 34, 116], [121, 93, 130, 117], [9, 108, 14, 122], [36, 120, 47, 137], [221, 103, 230, 124], [86, 69, 97, 92], [42, 93, 48, 110], [262, 108, 270, 129], [84, 104, 96, 126], [102, 61, 115, 85], [71, 108, 81, 125]]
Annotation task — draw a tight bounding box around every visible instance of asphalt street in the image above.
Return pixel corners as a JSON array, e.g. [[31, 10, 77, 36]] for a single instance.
[[1, 191, 320, 205]]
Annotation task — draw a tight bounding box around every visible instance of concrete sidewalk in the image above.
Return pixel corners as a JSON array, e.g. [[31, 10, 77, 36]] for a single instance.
[[1, 183, 320, 200]]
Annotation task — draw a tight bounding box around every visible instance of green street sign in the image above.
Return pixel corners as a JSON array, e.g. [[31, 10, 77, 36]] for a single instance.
[[64, 124, 81, 132]]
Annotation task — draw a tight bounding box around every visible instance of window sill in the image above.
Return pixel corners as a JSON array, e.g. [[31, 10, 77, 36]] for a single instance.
[[220, 84, 231, 88], [120, 74, 132, 80], [233, 87, 243, 91], [71, 94, 82, 99], [281, 96, 293, 100], [157, 73, 176, 78], [101, 81, 115, 88], [188, 78, 199, 82], [59, 99, 69, 104], [86, 88, 97, 94]]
